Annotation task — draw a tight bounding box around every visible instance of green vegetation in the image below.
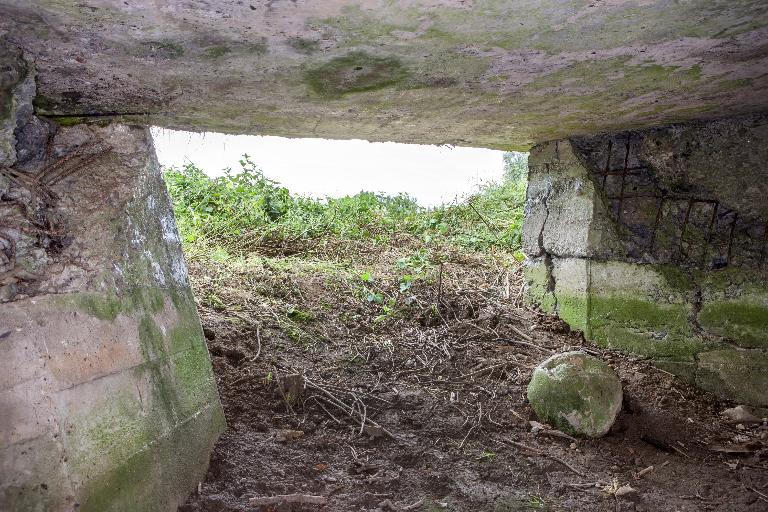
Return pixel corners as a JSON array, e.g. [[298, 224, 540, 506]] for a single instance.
[[163, 152, 526, 333], [163, 153, 528, 257]]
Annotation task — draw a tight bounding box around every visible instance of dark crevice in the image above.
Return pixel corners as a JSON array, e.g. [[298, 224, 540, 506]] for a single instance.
[[689, 285, 704, 335], [41, 111, 158, 119], [537, 164, 557, 309]]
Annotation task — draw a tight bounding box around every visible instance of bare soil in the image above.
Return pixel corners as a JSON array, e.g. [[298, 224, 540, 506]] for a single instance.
[[178, 244, 768, 512]]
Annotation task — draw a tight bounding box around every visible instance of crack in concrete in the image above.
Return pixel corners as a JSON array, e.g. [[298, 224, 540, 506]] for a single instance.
[[537, 165, 557, 310]]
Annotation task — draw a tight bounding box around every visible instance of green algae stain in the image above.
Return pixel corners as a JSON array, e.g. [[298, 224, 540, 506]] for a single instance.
[[590, 296, 691, 329], [73, 288, 166, 321], [246, 38, 269, 56], [167, 307, 204, 355], [590, 324, 707, 360], [78, 444, 155, 512], [143, 40, 184, 59], [205, 45, 230, 59], [138, 315, 169, 361], [48, 115, 86, 127], [585, 294, 713, 361], [555, 294, 588, 333], [304, 51, 409, 97], [77, 293, 125, 321], [72, 392, 158, 472], [523, 260, 556, 313], [170, 345, 217, 419], [288, 37, 319, 55]]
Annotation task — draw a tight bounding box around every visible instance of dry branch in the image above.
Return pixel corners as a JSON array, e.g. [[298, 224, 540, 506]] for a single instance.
[[249, 494, 327, 507]]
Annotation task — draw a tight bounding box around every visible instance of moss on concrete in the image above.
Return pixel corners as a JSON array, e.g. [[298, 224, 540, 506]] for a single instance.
[[76, 293, 125, 321], [138, 315, 169, 361], [523, 260, 555, 313], [288, 37, 319, 55], [590, 296, 691, 331], [77, 403, 225, 512], [555, 293, 587, 333], [170, 344, 218, 420], [78, 443, 155, 512], [72, 287, 167, 321], [48, 115, 87, 126], [699, 301, 768, 349], [143, 40, 184, 59], [578, 282, 715, 361], [304, 51, 409, 97], [69, 391, 160, 474], [204, 45, 230, 59], [591, 324, 709, 361]]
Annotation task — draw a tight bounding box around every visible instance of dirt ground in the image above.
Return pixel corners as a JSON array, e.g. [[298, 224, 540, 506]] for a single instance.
[[178, 245, 768, 512]]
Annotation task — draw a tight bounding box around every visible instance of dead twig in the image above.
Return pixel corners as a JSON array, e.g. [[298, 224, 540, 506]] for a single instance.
[[436, 262, 444, 305], [249, 494, 327, 507], [747, 487, 768, 504], [495, 436, 585, 477], [509, 325, 534, 342], [305, 377, 398, 440], [403, 498, 425, 510], [494, 337, 549, 353], [467, 199, 497, 233], [537, 428, 578, 444]]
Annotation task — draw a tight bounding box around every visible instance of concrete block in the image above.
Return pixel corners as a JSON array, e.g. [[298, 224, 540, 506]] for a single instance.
[[0, 308, 48, 391], [522, 258, 555, 313], [699, 268, 768, 349], [697, 349, 768, 406], [528, 140, 558, 165], [53, 366, 170, 479], [168, 344, 219, 422], [552, 258, 589, 333], [74, 402, 225, 512], [0, 377, 59, 448], [0, 433, 74, 512]]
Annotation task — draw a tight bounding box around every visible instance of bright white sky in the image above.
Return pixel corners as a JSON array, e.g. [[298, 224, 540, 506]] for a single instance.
[[151, 128, 505, 207]]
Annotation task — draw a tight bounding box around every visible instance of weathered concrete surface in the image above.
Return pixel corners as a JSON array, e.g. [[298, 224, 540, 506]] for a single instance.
[[1, 1, 768, 149], [1, 81, 224, 510], [523, 114, 768, 406]]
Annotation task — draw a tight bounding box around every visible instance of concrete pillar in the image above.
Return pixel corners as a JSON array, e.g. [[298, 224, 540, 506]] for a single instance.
[[1, 45, 224, 511], [523, 114, 768, 407]]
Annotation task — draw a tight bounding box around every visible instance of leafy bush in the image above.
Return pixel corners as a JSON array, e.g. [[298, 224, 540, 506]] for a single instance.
[[163, 152, 527, 256]]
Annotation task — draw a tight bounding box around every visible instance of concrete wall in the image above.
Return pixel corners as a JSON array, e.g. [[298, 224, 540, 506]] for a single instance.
[[523, 114, 768, 407], [1, 60, 224, 510]]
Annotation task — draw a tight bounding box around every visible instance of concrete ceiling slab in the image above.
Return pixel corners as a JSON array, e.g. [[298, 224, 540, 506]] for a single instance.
[[1, 0, 767, 149]]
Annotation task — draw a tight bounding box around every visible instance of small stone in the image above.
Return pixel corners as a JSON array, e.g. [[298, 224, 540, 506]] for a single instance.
[[615, 484, 638, 498], [527, 351, 623, 438], [275, 429, 304, 442], [721, 405, 762, 424]]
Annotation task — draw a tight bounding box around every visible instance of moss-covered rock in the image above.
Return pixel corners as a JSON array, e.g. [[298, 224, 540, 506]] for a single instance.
[[527, 351, 622, 438]]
